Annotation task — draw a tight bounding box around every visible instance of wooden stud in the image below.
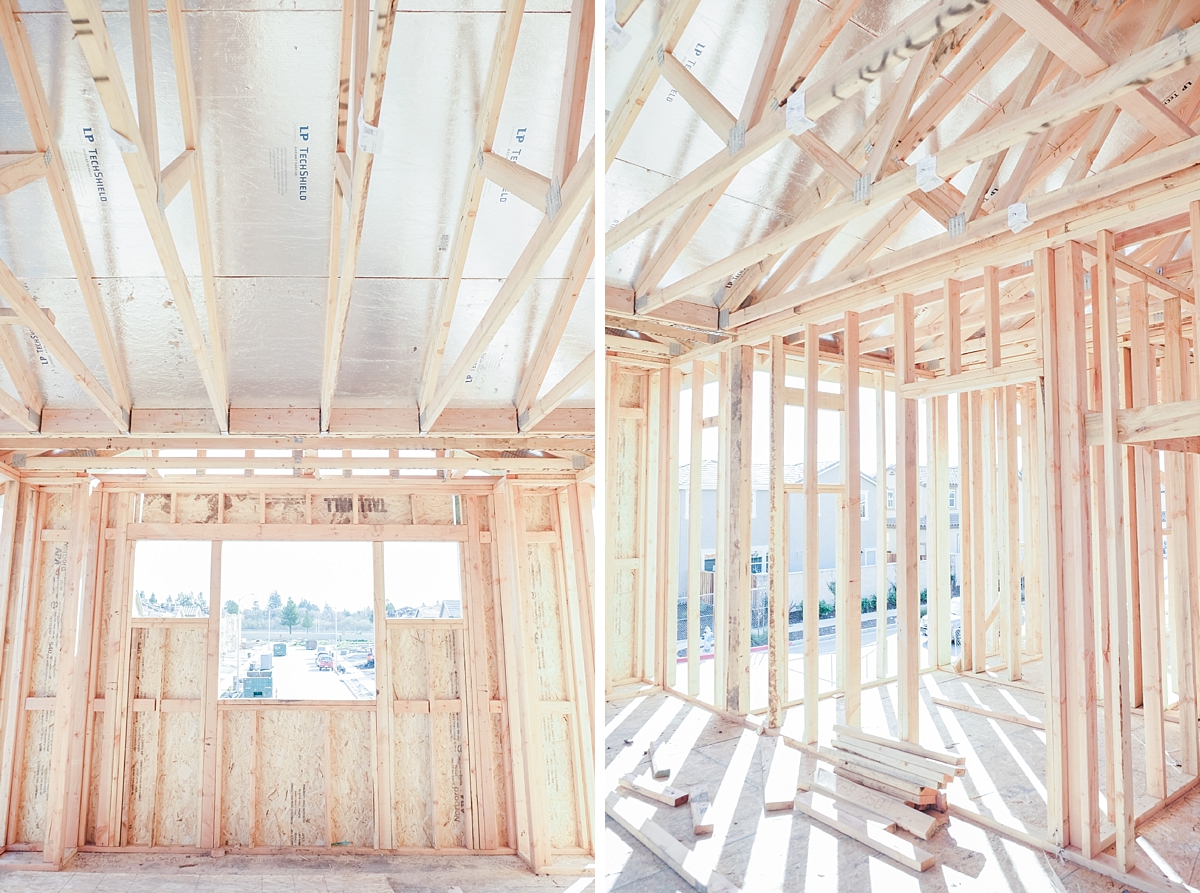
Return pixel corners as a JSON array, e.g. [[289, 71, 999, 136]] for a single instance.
[[895, 293, 919, 742], [687, 363, 704, 697], [841, 313, 861, 726], [372, 541, 395, 849], [199, 541, 221, 847], [874, 371, 889, 679], [723, 346, 753, 715], [804, 326, 820, 743], [1000, 386, 1021, 680], [768, 337, 787, 727]]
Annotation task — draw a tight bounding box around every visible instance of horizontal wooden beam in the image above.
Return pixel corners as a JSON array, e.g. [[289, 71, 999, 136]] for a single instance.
[[1084, 398, 1200, 446], [159, 148, 194, 207], [480, 151, 552, 212], [0, 151, 47, 196], [0, 307, 54, 325], [20, 453, 579, 473], [124, 523, 471, 542], [898, 360, 1041, 398]]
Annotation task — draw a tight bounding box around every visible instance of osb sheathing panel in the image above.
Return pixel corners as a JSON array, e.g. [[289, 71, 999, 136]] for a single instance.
[[140, 494, 172, 524], [127, 627, 204, 845], [375, 495, 414, 524], [42, 491, 72, 529], [523, 493, 554, 533], [616, 369, 644, 409], [255, 710, 327, 846], [328, 711, 374, 847], [433, 712, 467, 847], [176, 493, 218, 524], [527, 542, 567, 703], [429, 630, 466, 847], [27, 519, 71, 698], [389, 626, 432, 847], [312, 495, 354, 525], [219, 710, 254, 846], [489, 713, 509, 847], [610, 570, 638, 681], [223, 493, 259, 524], [609, 406, 643, 682], [392, 712, 432, 847], [265, 495, 306, 524], [412, 494, 455, 525], [85, 714, 103, 845], [541, 712, 581, 849], [15, 709, 53, 842]]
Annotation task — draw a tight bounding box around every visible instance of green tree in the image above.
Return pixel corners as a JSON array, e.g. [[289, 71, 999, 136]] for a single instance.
[[268, 591, 282, 612], [280, 598, 300, 635], [225, 600, 239, 615], [301, 612, 313, 632]]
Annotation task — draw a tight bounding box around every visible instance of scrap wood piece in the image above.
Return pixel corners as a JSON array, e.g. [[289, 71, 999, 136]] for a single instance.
[[691, 786, 713, 835], [795, 792, 936, 871], [649, 739, 672, 778], [806, 768, 939, 840], [832, 737, 954, 786], [619, 773, 689, 807], [605, 793, 740, 893], [931, 696, 1045, 730], [834, 767, 939, 806], [761, 735, 801, 812], [818, 745, 936, 791], [834, 723, 966, 767]]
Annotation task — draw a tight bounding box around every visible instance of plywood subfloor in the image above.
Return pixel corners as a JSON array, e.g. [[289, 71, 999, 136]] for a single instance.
[[0, 854, 594, 892], [604, 671, 1200, 893]]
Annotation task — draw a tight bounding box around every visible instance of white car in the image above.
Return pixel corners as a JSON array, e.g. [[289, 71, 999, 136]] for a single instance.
[[920, 597, 962, 646]]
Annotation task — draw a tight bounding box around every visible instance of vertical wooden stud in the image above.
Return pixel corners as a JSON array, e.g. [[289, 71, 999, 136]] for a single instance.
[[769, 336, 788, 728], [842, 313, 861, 726], [895, 293, 919, 742], [804, 326, 821, 743]]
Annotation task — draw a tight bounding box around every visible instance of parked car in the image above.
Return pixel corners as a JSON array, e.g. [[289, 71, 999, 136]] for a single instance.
[[316, 651, 334, 671], [920, 597, 963, 646]]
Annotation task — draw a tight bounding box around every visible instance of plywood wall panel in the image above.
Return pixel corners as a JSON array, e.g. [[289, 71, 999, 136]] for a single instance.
[[163, 628, 205, 699], [219, 710, 253, 846], [265, 496, 306, 524], [312, 495, 354, 525], [390, 628, 427, 700], [489, 712, 509, 847], [141, 494, 172, 524], [541, 712, 580, 849], [15, 709, 53, 842], [175, 494, 218, 524], [156, 711, 200, 844], [126, 711, 159, 845], [328, 710, 374, 847], [42, 492, 72, 529], [27, 540, 69, 698], [528, 543, 568, 703], [255, 710, 327, 846], [222, 494, 259, 524], [412, 494, 455, 525], [433, 711, 467, 847], [392, 713, 432, 847]]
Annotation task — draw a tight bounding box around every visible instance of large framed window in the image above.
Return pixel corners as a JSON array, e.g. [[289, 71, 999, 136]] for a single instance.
[[218, 541, 375, 700]]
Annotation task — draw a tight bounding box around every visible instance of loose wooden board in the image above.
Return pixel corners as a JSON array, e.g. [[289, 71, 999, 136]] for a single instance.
[[619, 773, 689, 807], [806, 768, 938, 839], [794, 792, 936, 872], [834, 767, 938, 806], [818, 745, 935, 791], [760, 736, 800, 811], [832, 738, 953, 786], [649, 739, 671, 779], [690, 787, 713, 835], [606, 793, 739, 892], [833, 723, 965, 767]]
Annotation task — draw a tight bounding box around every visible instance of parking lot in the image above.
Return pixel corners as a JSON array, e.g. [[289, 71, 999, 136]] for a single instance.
[[222, 643, 376, 700]]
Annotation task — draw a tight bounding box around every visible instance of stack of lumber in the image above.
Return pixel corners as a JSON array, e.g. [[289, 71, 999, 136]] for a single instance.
[[789, 726, 967, 872], [817, 724, 965, 811]]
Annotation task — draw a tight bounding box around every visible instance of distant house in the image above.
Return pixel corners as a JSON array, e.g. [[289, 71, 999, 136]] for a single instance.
[[677, 460, 963, 601]]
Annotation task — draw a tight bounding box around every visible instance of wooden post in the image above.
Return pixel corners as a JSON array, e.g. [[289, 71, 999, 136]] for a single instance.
[[43, 483, 93, 866], [926, 397, 940, 668], [1021, 387, 1042, 656], [934, 395, 952, 669], [1035, 246, 1070, 848], [372, 540, 396, 849], [1162, 296, 1197, 775], [643, 371, 662, 682], [875, 370, 889, 680], [1095, 230, 1135, 870], [959, 392, 974, 674], [723, 345, 754, 715], [1054, 241, 1100, 856], [687, 361, 704, 697], [804, 325, 820, 743], [981, 389, 998, 658], [660, 368, 682, 689], [769, 336, 788, 728], [969, 391, 986, 674], [200, 540, 222, 847], [842, 313, 862, 726], [1128, 280, 1165, 800], [1000, 386, 1021, 680], [895, 293, 920, 742], [714, 353, 730, 712]]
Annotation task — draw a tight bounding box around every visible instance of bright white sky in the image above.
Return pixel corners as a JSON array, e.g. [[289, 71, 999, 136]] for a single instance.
[[679, 372, 967, 475], [132, 540, 464, 612]]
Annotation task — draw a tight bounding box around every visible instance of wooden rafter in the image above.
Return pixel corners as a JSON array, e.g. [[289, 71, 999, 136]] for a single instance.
[[62, 0, 228, 430], [416, 0, 527, 417], [319, 0, 401, 430], [421, 139, 595, 430], [0, 0, 131, 418], [520, 351, 594, 433]]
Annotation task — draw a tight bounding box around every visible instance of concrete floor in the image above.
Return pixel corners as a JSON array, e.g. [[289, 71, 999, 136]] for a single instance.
[[0, 854, 595, 893], [605, 668, 1200, 892]]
